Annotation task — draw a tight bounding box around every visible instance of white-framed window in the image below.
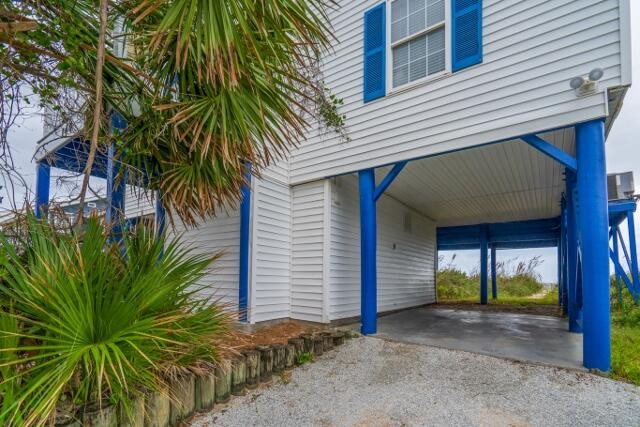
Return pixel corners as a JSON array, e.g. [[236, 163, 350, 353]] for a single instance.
[[387, 0, 450, 90]]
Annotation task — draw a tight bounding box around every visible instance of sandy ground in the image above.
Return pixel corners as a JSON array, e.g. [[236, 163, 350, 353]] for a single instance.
[[190, 337, 640, 427]]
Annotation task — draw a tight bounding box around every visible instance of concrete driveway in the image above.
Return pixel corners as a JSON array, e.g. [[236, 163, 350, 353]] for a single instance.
[[191, 337, 640, 427], [374, 306, 583, 369]]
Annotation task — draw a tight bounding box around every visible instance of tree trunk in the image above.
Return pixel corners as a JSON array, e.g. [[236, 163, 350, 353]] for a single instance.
[[76, 0, 108, 226]]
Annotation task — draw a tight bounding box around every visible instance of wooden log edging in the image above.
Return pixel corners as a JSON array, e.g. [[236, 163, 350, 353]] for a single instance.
[[170, 373, 196, 425], [195, 372, 216, 412], [243, 349, 261, 389], [61, 329, 352, 427], [272, 344, 286, 373], [231, 355, 247, 396], [256, 345, 273, 383], [215, 359, 232, 404], [285, 344, 296, 369]]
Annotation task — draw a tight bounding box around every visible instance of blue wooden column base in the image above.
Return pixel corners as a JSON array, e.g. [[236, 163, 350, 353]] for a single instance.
[[576, 119, 610, 372], [35, 162, 51, 218], [238, 164, 252, 322], [360, 169, 378, 334], [491, 245, 497, 300], [565, 170, 582, 333], [106, 143, 126, 241], [480, 226, 488, 305]]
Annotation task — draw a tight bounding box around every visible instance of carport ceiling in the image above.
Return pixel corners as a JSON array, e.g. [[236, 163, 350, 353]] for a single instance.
[[377, 127, 575, 227]]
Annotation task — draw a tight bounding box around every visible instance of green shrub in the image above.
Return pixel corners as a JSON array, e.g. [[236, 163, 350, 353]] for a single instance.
[[0, 215, 232, 425]]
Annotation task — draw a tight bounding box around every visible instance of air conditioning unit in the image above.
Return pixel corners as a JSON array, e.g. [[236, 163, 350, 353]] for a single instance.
[[607, 172, 635, 201]]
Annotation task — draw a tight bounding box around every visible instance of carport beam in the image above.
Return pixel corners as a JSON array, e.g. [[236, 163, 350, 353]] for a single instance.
[[521, 134, 577, 172], [360, 169, 377, 334], [576, 119, 610, 372], [374, 161, 407, 202]]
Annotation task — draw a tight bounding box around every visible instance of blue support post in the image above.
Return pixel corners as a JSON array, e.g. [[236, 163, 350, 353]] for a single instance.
[[155, 190, 166, 238], [491, 245, 497, 300], [575, 119, 610, 372], [238, 164, 252, 322], [106, 142, 126, 240], [557, 239, 562, 304], [480, 225, 488, 305], [565, 170, 582, 333], [626, 210, 640, 288], [611, 226, 623, 304], [360, 168, 378, 334], [561, 200, 569, 314], [34, 162, 51, 218]]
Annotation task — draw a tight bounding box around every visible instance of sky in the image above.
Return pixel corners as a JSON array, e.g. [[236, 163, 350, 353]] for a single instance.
[[2, 4, 640, 283]]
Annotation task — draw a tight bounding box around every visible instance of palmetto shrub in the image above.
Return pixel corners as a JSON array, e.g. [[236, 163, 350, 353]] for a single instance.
[[0, 215, 232, 425]]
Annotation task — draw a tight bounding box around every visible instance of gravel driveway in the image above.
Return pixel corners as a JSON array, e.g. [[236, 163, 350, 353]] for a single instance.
[[191, 337, 640, 427]]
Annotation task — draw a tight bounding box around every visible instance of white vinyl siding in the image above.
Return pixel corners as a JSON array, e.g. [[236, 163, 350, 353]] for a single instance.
[[290, 0, 624, 183], [290, 181, 329, 322], [250, 175, 292, 322], [124, 186, 155, 219], [329, 175, 436, 320], [171, 210, 241, 307]]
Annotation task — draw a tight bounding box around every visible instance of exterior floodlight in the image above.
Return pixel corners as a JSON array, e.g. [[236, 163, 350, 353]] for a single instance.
[[589, 67, 604, 81], [570, 76, 585, 90], [570, 68, 604, 97]]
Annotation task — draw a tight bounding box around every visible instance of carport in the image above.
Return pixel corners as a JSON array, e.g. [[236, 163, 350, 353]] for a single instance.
[[356, 120, 611, 371]]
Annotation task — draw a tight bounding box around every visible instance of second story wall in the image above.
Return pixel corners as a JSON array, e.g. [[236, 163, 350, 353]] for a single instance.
[[290, 0, 631, 184]]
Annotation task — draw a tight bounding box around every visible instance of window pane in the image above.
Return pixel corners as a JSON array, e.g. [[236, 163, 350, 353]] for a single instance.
[[393, 64, 409, 87], [409, 34, 427, 60], [393, 26, 445, 87], [427, 0, 445, 27], [427, 27, 445, 52], [427, 27, 445, 74], [391, 18, 407, 43], [393, 43, 409, 69], [428, 50, 445, 74], [408, 10, 426, 35], [391, 0, 408, 21], [409, 0, 425, 13], [410, 58, 427, 81]]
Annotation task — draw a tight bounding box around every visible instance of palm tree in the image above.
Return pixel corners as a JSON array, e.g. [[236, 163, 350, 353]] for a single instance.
[[1, 0, 337, 224]]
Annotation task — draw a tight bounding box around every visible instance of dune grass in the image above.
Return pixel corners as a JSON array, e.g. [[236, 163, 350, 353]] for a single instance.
[[611, 285, 640, 385]]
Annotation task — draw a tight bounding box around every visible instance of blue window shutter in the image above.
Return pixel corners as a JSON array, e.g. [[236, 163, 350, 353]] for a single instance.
[[452, 0, 483, 72], [363, 3, 386, 103]]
